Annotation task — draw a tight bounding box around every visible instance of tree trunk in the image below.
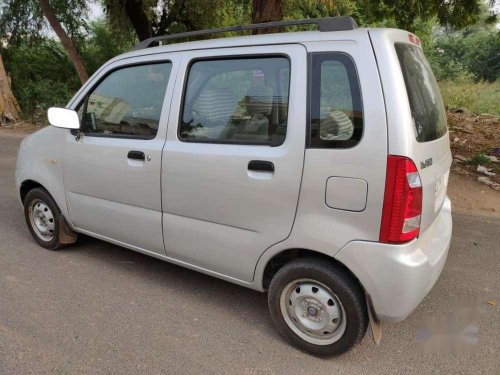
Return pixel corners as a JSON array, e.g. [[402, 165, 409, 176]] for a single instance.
[[119, 0, 152, 41], [0, 53, 20, 125], [252, 0, 284, 34], [38, 0, 89, 84]]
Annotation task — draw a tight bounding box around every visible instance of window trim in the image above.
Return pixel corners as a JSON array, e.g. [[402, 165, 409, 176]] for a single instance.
[[307, 52, 364, 149], [177, 53, 291, 147], [73, 60, 172, 140]]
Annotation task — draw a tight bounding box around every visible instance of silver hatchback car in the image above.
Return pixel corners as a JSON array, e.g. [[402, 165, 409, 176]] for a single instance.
[[16, 17, 452, 356]]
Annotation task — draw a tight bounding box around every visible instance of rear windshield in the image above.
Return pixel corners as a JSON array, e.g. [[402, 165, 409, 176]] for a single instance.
[[395, 43, 447, 142]]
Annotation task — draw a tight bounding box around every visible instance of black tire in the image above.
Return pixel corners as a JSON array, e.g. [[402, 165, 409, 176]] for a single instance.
[[268, 257, 368, 356], [23, 188, 65, 250]]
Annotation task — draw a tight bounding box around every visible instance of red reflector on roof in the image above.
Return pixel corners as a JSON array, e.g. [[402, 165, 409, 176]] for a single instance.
[[408, 33, 421, 46]]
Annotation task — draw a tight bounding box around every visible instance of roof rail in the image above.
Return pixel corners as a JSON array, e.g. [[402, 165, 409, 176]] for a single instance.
[[132, 16, 358, 51]]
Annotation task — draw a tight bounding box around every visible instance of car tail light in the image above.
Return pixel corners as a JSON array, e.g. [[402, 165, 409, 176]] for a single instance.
[[380, 156, 422, 243]]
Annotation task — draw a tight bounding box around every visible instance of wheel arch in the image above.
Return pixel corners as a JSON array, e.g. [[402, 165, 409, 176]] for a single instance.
[[18, 177, 75, 232], [259, 248, 365, 294], [20, 179, 46, 203]]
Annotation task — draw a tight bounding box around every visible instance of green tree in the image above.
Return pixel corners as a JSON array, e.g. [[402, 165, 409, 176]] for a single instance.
[[2, 39, 81, 121], [462, 28, 500, 82], [82, 19, 136, 73], [285, 0, 358, 21], [0, 52, 21, 124], [38, 0, 89, 83], [427, 25, 500, 82], [101, 0, 231, 41], [359, 0, 486, 32], [2, 18, 136, 121], [0, 0, 90, 83]]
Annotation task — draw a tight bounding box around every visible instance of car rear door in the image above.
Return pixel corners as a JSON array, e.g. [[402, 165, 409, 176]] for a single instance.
[[289, 37, 388, 253], [161, 44, 307, 282]]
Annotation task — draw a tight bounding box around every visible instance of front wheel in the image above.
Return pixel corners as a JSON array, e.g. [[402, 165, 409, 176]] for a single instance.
[[268, 257, 368, 356], [24, 188, 70, 250]]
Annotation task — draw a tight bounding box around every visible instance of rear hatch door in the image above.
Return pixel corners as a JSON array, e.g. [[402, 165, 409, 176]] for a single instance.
[[395, 42, 452, 232], [369, 29, 452, 233]]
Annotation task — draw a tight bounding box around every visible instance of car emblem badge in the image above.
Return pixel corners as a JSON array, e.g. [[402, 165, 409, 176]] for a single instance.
[[420, 158, 433, 169]]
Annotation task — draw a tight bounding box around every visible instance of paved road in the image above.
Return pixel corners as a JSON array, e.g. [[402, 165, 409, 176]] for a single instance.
[[1, 133, 499, 374]]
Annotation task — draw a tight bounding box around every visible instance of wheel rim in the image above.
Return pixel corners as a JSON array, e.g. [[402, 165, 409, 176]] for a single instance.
[[28, 199, 55, 241], [279, 278, 347, 345]]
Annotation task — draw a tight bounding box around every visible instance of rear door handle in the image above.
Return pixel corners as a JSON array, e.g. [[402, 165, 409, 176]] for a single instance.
[[248, 160, 274, 172], [128, 151, 145, 160]]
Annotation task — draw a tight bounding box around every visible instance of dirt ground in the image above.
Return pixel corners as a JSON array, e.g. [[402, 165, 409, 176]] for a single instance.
[[448, 112, 499, 188], [448, 173, 500, 217], [0, 121, 41, 135]]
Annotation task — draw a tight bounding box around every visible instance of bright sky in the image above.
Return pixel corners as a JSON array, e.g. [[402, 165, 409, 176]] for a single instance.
[[89, 2, 104, 21]]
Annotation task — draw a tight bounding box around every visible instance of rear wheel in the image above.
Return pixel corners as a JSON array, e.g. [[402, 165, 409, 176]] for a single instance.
[[268, 257, 368, 356], [24, 188, 67, 250]]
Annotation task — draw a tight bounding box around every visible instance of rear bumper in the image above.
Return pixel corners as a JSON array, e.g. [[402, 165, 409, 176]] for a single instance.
[[335, 196, 452, 322]]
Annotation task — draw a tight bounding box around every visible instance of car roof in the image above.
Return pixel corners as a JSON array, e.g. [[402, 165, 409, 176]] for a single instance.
[[114, 28, 371, 62]]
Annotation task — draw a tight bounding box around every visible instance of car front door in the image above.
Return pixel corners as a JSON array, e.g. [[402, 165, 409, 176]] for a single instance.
[[161, 45, 307, 282], [62, 54, 179, 256]]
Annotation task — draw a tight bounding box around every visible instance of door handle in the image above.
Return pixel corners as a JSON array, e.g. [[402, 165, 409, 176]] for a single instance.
[[248, 160, 274, 172], [128, 151, 145, 160]]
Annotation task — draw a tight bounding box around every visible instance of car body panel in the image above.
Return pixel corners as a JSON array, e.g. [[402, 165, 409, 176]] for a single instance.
[[161, 44, 307, 282], [336, 197, 452, 321], [15, 127, 71, 225]]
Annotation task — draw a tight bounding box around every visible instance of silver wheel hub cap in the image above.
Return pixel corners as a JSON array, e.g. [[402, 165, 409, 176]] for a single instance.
[[280, 279, 346, 345], [29, 200, 55, 241]]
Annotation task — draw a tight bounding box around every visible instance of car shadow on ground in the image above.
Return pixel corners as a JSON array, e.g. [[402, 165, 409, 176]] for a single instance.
[[63, 233, 282, 339]]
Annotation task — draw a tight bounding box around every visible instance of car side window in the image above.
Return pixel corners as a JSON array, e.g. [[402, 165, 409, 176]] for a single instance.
[[180, 56, 290, 145], [78, 62, 172, 139], [309, 53, 363, 148]]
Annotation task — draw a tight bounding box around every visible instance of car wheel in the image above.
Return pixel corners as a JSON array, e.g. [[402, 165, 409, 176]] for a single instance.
[[268, 257, 368, 356], [24, 188, 68, 250]]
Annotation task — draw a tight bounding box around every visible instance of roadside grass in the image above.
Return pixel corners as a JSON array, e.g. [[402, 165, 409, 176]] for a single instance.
[[468, 154, 493, 166], [439, 78, 500, 116]]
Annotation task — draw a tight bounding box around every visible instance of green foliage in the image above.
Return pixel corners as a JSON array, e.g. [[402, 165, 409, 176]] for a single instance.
[[217, 0, 251, 30], [0, 0, 90, 46], [461, 28, 500, 82], [2, 40, 80, 123], [101, 0, 233, 39], [426, 26, 499, 82], [468, 154, 492, 166], [283, 0, 491, 32], [1, 0, 498, 122], [154, 0, 227, 35], [3, 20, 136, 122], [438, 78, 500, 115], [359, 0, 486, 32], [82, 20, 136, 73], [285, 0, 358, 21]]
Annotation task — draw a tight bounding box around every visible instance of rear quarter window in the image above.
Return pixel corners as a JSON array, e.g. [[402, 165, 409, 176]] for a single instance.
[[395, 43, 447, 142], [309, 53, 363, 148]]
